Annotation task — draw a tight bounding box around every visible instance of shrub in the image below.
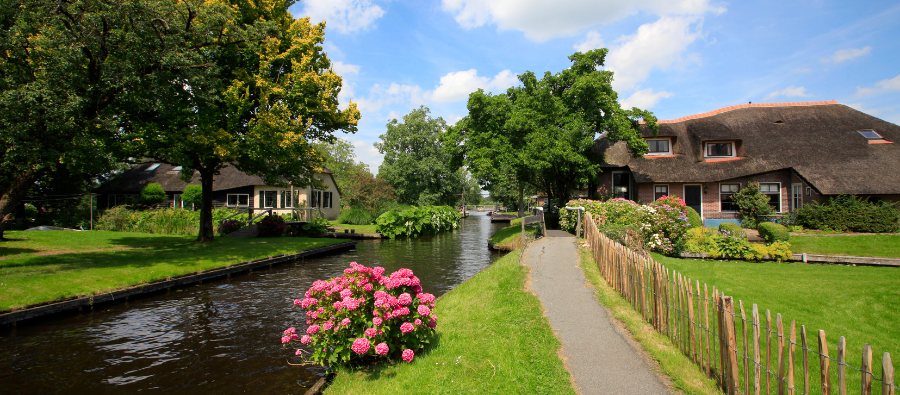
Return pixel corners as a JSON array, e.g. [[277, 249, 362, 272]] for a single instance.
[[715, 228, 751, 258], [744, 244, 770, 261], [217, 219, 245, 235], [718, 222, 745, 237], [375, 206, 460, 238], [300, 217, 330, 235], [642, 201, 692, 255], [140, 183, 168, 206], [685, 206, 702, 228], [768, 241, 793, 262], [282, 262, 437, 366], [794, 195, 899, 233], [757, 222, 789, 244], [337, 207, 374, 225], [560, 198, 645, 232], [684, 227, 721, 254], [257, 215, 286, 237], [732, 182, 773, 228], [182, 185, 203, 207], [96, 206, 242, 235]]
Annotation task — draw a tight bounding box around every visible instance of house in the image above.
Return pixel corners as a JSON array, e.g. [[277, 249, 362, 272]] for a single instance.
[[96, 163, 342, 220], [591, 101, 900, 227]]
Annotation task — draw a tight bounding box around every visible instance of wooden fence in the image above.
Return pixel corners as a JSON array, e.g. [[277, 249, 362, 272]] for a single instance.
[[581, 212, 896, 395]]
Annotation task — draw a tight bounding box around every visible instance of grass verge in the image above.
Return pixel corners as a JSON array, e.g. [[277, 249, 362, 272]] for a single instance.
[[788, 234, 900, 258], [0, 230, 345, 311], [487, 219, 541, 251], [577, 243, 721, 395], [328, 221, 378, 234], [324, 249, 575, 394]]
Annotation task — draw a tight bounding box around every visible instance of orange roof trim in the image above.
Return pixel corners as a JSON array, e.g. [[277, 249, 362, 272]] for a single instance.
[[640, 101, 840, 124], [705, 157, 742, 163]]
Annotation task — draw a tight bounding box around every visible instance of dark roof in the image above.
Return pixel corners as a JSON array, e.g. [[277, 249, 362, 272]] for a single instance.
[[594, 102, 900, 195], [96, 163, 334, 194]]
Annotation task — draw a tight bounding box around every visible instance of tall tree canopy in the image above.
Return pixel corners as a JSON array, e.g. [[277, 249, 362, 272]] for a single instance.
[[376, 106, 465, 207], [312, 138, 369, 191], [445, 49, 658, 211], [124, 2, 360, 242]]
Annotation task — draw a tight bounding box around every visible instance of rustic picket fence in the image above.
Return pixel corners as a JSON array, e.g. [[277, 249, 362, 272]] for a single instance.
[[581, 212, 896, 395]]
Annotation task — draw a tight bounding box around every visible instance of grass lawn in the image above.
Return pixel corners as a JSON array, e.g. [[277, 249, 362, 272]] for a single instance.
[[487, 218, 541, 251], [0, 230, 345, 311], [654, 253, 899, 395], [325, 249, 575, 394], [328, 221, 378, 234], [789, 234, 900, 258]]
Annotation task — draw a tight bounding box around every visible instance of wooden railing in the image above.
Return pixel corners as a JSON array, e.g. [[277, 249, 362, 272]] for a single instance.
[[581, 212, 896, 395]]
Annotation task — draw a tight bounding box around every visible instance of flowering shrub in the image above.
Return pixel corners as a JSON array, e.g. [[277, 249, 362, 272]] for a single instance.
[[641, 198, 692, 254], [217, 219, 245, 235], [282, 262, 437, 366], [560, 198, 645, 232], [563, 197, 691, 255], [257, 215, 286, 237]]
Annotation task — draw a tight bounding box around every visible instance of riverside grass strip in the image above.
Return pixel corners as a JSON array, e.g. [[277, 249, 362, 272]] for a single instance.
[[580, 212, 898, 395]]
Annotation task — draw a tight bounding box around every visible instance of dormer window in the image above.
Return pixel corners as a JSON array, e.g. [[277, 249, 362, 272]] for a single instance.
[[646, 138, 672, 156], [145, 163, 161, 171], [705, 142, 735, 158]]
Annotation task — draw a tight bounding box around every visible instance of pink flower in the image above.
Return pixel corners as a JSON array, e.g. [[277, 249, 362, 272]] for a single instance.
[[363, 283, 373, 292], [401, 349, 415, 363], [341, 318, 351, 326], [372, 267, 385, 277], [295, 349, 304, 355], [409, 276, 420, 286], [398, 293, 412, 306], [340, 288, 353, 298], [323, 321, 334, 331], [414, 319, 422, 326], [428, 317, 437, 329], [412, 285, 423, 294], [375, 342, 389, 355], [284, 327, 296, 335], [398, 307, 410, 316], [365, 328, 377, 337], [300, 298, 318, 308], [373, 317, 383, 326], [400, 322, 414, 334], [374, 290, 388, 299], [351, 338, 370, 354], [293, 299, 302, 306], [306, 324, 320, 335], [417, 305, 431, 316], [311, 280, 328, 292], [300, 335, 312, 344], [281, 335, 291, 344], [417, 293, 435, 304], [290, 333, 299, 341]]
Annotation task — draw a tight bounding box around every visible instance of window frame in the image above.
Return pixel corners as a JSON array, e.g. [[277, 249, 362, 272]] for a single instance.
[[653, 185, 669, 201], [261, 190, 277, 208], [322, 191, 333, 208], [705, 141, 736, 158], [719, 183, 741, 212], [227, 194, 249, 207], [759, 182, 782, 213], [645, 138, 672, 156]]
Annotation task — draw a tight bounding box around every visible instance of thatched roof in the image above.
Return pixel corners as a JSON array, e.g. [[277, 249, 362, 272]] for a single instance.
[[593, 101, 900, 195], [96, 163, 333, 193]]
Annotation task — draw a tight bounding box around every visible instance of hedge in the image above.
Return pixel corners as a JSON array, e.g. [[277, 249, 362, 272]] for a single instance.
[[757, 222, 789, 244], [794, 195, 899, 233]]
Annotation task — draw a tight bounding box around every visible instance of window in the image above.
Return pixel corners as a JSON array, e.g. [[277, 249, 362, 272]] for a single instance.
[[322, 191, 333, 208], [759, 183, 781, 212], [806, 187, 811, 197], [720, 183, 740, 211], [172, 166, 182, 171], [310, 190, 320, 208], [311, 190, 333, 208], [857, 129, 882, 139], [260, 190, 277, 208], [174, 194, 183, 208], [646, 139, 671, 155], [706, 142, 734, 158], [654, 185, 669, 201], [227, 194, 249, 207], [145, 163, 161, 171]]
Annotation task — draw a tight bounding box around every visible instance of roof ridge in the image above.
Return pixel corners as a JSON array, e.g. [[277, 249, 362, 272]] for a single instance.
[[640, 100, 839, 124]]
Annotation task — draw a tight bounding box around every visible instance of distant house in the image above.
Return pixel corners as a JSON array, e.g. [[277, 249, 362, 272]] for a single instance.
[[591, 101, 900, 226], [96, 163, 342, 220]]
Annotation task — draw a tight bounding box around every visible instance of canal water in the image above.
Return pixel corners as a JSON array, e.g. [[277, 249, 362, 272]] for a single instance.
[[0, 212, 506, 394]]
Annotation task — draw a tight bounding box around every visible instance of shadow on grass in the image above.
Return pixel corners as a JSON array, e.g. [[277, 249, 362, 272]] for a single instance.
[[0, 247, 40, 257]]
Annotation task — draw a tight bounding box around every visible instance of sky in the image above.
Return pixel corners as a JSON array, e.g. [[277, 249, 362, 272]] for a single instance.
[[288, 0, 900, 172]]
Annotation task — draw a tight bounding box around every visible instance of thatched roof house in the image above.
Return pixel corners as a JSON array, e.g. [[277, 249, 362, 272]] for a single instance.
[[96, 163, 342, 220], [592, 101, 900, 226]]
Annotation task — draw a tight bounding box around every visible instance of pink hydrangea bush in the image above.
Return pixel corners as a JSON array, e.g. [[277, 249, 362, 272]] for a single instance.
[[282, 262, 437, 366]]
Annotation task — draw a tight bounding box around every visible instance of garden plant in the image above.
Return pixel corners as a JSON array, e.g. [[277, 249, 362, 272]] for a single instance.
[[375, 205, 460, 238]]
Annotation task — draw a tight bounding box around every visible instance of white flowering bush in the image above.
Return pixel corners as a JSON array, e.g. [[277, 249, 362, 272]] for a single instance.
[[282, 262, 437, 366]]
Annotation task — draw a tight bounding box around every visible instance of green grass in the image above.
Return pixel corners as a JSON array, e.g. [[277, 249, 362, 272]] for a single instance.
[[328, 221, 378, 234], [487, 219, 541, 251], [325, 249, 575, 394], [0, 230, 345, 311], [578, 245, 720, 395], [789, 234, 900, 258], [654, 253, 899, 395]]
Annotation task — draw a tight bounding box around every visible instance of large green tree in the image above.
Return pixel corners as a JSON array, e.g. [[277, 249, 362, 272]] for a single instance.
[[446, 49, 658, 212], [376, 106, 465, 207], [312, 138, 369, 192], [124, 2, 360, 242]]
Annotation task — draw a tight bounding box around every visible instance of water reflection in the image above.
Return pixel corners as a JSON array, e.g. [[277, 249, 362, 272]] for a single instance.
[[0, 212, 504, 394]]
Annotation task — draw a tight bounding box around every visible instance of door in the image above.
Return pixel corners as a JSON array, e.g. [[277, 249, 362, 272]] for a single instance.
[[612, 172, 631, 200], [791, 183, 803, 211], [684, 185, 702, 218]]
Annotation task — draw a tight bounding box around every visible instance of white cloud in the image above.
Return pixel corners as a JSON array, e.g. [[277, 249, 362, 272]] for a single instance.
[[332, 61, 360, 75], [442, 0, 724, 42], [764, 85, 814, 100], [855, 74, 900, 96], [297, 0, 385, 34], [427, 69, 519, 103], [605, 16, 704, 92], [355, 83, 426, 113], [823, 46, 872, 63], [846, 102, 882, 116], [573, 31, 604, 52], [620, 88, 673, 109]]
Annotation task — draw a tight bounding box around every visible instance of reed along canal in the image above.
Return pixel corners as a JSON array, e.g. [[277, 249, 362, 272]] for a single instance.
[[0, 212, 508, 394]]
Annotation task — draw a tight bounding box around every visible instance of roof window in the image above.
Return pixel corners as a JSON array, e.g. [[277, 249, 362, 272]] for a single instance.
[[172, 166, 182, 171], [145, 163, 161, 171], [857, 129, 882, 139]]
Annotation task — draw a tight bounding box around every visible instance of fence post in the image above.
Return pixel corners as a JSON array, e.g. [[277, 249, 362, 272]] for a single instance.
[[753, 304, 762, 395], [705, 284, 711, 378], [883, 352, 895, 395], [788, 320, 796, 395], [741, 301, 749, 395], [777, 314, 785, 395], [862, 344, 873, 395], [801, 325, 809, 395], [818, 330, 831, 395], [767, 310, 773, 395], [838, 336, 846, 395], [723, 296, 739, 395]]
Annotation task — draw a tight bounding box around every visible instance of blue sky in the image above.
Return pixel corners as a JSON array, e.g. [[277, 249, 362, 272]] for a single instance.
[[289, 0, 900, 171]]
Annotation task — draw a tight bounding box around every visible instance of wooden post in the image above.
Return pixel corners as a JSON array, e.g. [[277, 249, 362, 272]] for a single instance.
[[861, 343, 873, 395], [788, 320, 796, 395], [883, 352, 895, 395], [753, 304, 761, 395], [723, 296, 740, 395], [777, 314, 785, 395], [838, 336, 846, 395], [688, 280, 697, 362], [576, 208, 581, 238], [818, 330, 831, 395], [741, 301, 749, 395], [705, 283, 711, 378], [716, 288, 724, 386], [801, 325, 809, 395], [767, 310, 773, 395]]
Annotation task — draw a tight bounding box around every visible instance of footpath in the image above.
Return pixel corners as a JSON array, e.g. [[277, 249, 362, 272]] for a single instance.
[[521, 230, 671, 395]]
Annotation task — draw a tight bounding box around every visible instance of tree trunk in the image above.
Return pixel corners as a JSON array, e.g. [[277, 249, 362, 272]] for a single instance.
[[0, 170, 42, 240], [517, 182, 524, 218], [196, 168, 216, 243]]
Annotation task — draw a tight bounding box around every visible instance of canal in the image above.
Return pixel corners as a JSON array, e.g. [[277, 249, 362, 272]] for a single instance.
[[0, 212, 507, 394]]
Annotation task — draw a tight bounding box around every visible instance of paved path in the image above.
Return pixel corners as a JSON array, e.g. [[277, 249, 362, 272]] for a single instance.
[[522, 231, 671, 395]]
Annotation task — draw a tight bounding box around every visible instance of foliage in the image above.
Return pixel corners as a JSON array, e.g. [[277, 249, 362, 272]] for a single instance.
[[718, 222, 745, 237], [685, 207, 703, 229], [684, 227, 722, 255], [444, 49, 658, 210], [140, 183, 167, 206], [375, 206, 460, 239], [97, 207, 239, 236], [338, 208, 375, 225], [757, 222, 790, 244], [217, 219, 245, 236], [341, 168, 397, 218], [376, 106, 464, 207], [257, 215, 286, 237], [562, 197, 690, 255], [732, 182, 773, 228], [767, 241, 793, 262], [300, 217, 330, 235], [794, 195, 899, 233], [182, 185, 203, 207], [715, 229, 752, 258], [283, 262, 437, 367], [312, 138, 370, 192], [488, 221, 541, 251]]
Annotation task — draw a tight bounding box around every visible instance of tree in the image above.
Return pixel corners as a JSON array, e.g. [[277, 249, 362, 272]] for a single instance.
[[182, 185, 203, 208], [341, 168, 396, 217], [141, 183, 167, 206], [124, 3, 360, 242], [446, 49, 658, 212], [732, 181, 773, 228], [376, 106, 464, 207], [312, 139, 370, 191]]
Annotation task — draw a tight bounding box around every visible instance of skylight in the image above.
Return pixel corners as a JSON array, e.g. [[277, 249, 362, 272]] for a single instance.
[[857, 129, 882, 139], [145, 163, 161, 171], [172, 166, 182, 171]]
